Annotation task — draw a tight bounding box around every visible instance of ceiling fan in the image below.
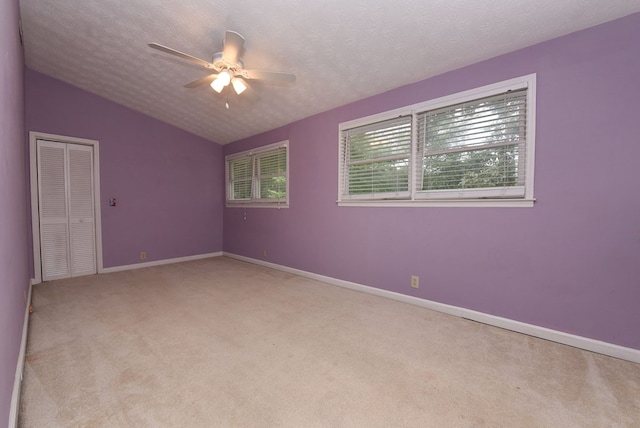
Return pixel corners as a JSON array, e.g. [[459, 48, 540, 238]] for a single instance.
[[149, 31, 295, 100]]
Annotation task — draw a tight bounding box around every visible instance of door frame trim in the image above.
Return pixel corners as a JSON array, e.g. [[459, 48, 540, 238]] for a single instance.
[[29, 131, 104, 284]]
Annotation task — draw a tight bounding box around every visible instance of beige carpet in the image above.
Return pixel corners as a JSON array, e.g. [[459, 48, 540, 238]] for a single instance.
[[18, 257, 640, 427]]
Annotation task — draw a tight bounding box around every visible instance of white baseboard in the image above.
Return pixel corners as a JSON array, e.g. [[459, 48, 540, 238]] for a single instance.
[[8, 280, 33, 428], [101, 252, 223, 274], [223, 252, 640, 364]]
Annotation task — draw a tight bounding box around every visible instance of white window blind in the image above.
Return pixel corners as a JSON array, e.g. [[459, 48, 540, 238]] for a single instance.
[[416, 88, 527, 199], [226, 141, 289, 207], [228, 156, 252, 200], [340, 116, 412, 200], [255, 147, 287, 202]]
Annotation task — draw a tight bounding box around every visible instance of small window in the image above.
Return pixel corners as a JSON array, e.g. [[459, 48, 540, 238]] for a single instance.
[[341, 116, 412, 200], [226, 141, 289, 207], [339, 75, 536, 207]]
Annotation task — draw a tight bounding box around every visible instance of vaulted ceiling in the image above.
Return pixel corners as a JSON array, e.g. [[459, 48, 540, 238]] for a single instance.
[[19, 0, 640, 144]]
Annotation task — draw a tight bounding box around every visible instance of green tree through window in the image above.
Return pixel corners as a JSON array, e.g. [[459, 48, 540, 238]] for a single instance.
[[342, 116, 412, 197], [257, 149, 287, 199], [421, 89, 526, 192]]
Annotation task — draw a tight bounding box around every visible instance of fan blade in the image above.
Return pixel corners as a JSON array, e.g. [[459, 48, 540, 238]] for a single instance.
[[241, 69, 296, 83], [236, 80, 261, 102], [183, 74, 218, 88], [222, 31, 245, 64], [148, 43, 213, 69]]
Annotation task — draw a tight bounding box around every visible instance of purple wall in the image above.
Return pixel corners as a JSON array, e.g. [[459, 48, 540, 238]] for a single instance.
[[0, 0, 29, 424], [224, 13, 640, 350], [25, 70, 224, 269]]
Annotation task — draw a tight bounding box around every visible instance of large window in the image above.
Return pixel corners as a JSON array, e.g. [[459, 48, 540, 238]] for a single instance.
[[226, 141, 289, 207], [339, 75, 536, 207]]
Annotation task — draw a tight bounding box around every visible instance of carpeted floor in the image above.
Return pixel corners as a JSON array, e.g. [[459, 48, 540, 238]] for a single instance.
[[18, 257, 640, 427]]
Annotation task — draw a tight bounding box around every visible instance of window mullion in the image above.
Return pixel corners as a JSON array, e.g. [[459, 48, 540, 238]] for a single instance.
[[410, 111, 418, 201], [252, 155, 259, 200]]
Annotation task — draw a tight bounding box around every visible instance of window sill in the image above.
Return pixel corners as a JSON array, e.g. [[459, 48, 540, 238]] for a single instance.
[[226, 203, 289, 209], [337, 199, 535, 208]]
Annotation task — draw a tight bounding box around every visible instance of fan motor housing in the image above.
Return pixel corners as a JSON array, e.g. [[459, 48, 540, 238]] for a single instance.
[[212, 52, 243, 73]]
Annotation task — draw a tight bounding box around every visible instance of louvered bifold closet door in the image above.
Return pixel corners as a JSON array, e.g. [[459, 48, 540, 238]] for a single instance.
[[67, 144, 96, 276], [37, 140, 71, 281]]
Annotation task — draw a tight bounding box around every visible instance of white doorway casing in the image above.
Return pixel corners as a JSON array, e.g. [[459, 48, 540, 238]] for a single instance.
[[30, 131, 104, 284]]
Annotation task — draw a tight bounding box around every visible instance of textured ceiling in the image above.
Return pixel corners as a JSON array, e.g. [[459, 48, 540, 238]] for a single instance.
[[20, 0, 640, 145]]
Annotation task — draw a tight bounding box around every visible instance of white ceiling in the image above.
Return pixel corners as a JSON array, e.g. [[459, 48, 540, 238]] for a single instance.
[[20, 0, 640, 145]]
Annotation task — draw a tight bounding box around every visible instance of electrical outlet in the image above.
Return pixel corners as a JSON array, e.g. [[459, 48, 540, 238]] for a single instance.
[[263, 249, 267, 257], [411, 275, 419, 289], [140, 251, 147, 260]]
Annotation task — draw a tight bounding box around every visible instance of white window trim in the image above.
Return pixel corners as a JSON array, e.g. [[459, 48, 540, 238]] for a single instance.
[[338, 74, 536, 208], [226, 140, 289, 208]]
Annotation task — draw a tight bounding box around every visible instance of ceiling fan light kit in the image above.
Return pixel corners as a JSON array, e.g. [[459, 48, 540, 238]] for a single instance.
[[149, 30, 295, 103], [208, 70, 247, 95], [231, 77, 247, 94], [216, 69, 232, 86], [210, 78, 225, 93]]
